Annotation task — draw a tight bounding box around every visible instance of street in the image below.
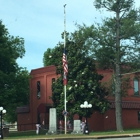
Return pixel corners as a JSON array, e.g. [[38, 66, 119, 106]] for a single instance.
[[102, 137, 140, 140], [80, 137, 140, 140]]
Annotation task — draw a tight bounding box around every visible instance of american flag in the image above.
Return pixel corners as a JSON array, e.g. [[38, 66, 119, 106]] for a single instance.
[[62, 48, 68, 85]]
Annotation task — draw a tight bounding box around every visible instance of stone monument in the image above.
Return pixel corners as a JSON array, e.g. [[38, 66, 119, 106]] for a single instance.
[[71, 120, 82, 134], [48, 108, 57, 134]]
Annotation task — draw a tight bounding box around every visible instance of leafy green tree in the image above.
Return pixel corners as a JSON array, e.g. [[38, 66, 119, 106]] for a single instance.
[[91, 0, 140, 131], [43, 32, 110, 121], [0, 20, 30, 122], [43, 48, 54, 66], [5, 68, 30, 122]]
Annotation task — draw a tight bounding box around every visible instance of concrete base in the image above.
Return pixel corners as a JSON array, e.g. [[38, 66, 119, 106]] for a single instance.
[[47, 130, 58, 135], [71, 130, 83, 134]]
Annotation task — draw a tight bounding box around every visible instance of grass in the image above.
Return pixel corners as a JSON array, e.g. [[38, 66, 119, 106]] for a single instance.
[[3, 128, 140, 139]]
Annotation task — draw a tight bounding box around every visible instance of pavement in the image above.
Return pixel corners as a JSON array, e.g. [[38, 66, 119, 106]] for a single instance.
[[4, 133, 140, 140]]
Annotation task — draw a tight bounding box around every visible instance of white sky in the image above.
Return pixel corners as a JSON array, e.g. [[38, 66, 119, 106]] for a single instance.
[[0, 0, 140, 72]]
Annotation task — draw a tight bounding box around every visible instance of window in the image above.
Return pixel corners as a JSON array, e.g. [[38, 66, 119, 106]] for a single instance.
[[37, 81, 41, 99], [134, 78, 139, 96], [138, 111, 140, 122]]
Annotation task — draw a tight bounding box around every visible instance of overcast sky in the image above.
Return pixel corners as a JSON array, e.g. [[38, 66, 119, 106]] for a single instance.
[[0, 0, 140, 72]]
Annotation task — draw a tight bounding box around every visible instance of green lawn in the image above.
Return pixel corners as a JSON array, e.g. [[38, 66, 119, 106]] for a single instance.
[[4, 128, 140, 139]]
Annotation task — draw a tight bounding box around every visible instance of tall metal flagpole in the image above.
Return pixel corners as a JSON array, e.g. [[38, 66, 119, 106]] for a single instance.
[[64, 4, 67, 135]]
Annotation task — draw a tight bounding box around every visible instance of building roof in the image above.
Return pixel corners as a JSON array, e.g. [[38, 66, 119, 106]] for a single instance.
[[16, 100, 140, 114], [30, 65, 56, 75], [110, 100, 140, 109], [16, 106, 30, 114]]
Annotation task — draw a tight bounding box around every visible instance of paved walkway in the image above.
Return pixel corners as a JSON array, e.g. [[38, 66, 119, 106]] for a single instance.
[[4, 133, 140, 140]]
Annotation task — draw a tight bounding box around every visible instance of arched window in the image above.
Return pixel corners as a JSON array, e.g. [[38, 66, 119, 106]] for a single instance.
[[134, 78, 139, 96], [37, 81, 41, 99]]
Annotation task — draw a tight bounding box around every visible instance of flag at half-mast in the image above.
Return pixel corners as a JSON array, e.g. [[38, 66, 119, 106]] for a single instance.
[[62, 48, 68, 85]]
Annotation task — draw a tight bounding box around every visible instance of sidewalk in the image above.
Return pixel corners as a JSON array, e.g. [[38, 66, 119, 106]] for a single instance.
[[4, 133, 140, 140]]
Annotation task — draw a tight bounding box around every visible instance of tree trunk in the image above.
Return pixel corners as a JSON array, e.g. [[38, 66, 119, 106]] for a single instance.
[[115, 4, 123, 131], [115, 63, 123, 131]]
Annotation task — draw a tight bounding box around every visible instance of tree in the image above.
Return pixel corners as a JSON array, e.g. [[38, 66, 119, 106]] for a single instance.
[[5, 68, 30, 122], [92, 0, 140, 131], [43, 31, 110, 121], [43, 48, 54, 66], [0, 20, 30, 122]]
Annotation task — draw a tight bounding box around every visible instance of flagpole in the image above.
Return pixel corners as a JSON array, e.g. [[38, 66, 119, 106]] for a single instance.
[[64, 4, 67, 135]]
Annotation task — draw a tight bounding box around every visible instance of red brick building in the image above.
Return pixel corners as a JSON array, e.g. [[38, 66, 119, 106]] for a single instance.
[[16, 65, 57, 131], [16, 65, 140, 131]]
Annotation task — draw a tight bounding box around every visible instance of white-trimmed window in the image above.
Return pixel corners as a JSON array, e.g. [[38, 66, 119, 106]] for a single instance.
[[134, 78, 139, 96]]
